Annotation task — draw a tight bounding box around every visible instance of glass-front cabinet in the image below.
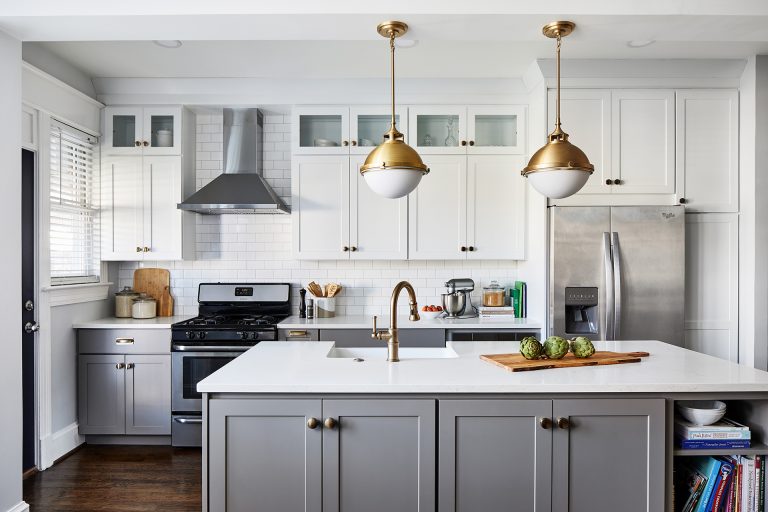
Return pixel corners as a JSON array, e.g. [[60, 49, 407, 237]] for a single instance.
[[292, 106, 408, 155], [409, 105, 526, 155], [104, 106, 182, 155]]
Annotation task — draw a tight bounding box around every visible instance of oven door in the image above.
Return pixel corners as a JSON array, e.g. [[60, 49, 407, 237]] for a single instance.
[[171, 349, 245, 413]]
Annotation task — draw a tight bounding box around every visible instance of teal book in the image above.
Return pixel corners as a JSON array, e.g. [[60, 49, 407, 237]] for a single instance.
[[687, 457, 722, 512]]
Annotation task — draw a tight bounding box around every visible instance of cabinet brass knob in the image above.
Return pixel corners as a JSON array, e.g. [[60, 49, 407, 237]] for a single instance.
[[460, 246, 467, 252], [469, 140, 475, 146], [605, 179, 613, 185], [142, 140, 149, 147], [307, 417, 319, 429], [134, 141, 141, 147], [351, 140, 357, 146], [126, 363, 134, 369], [136, 246, 142, 253], [468, 246, 475, 252], [460, 140, 467, 146], [143, 246, 150, 252], [350, 246, 357, 252], [116, 363, 125, 369], [342, 140, 349, 147], [679, 197, 687, 205], [557, 417, 570, 429], [613, 179, 622, 185], [539, 417, 552, 429], [343, 246, 349, 252], [324, 417, 337, 429]]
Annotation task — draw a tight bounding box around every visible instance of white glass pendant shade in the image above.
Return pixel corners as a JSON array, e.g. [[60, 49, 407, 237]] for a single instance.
[[526, 168, 590, 199], [363, 167, 425, 199]]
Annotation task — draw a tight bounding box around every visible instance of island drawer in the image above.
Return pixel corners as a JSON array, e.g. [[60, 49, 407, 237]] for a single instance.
[[78, 328, 171, 354]]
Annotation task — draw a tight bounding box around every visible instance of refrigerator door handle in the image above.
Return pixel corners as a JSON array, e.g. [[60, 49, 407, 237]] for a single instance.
[[611, 232, 622, 340], [603, 232, 614, 340]]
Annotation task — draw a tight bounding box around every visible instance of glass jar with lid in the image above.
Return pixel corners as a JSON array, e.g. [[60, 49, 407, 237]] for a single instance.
[[115, 286, 140, 318], [482, 281, 506, 307]]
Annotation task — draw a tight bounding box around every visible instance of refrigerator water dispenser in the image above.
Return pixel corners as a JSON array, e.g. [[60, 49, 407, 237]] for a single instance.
[[564, 287, 598, 335]]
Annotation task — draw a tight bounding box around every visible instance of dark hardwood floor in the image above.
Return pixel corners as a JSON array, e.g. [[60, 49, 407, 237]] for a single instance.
[[23, 445, 201, 511]]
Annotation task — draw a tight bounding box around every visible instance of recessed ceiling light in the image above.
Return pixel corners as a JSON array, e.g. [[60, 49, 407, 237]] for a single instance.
[[395, 38, 418, 48], [627, 39, 655, 48], [153, 40, 183, 49]]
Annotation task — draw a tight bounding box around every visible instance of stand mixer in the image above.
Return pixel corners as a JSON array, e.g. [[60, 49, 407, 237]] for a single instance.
[[442, 278, 479, 319]]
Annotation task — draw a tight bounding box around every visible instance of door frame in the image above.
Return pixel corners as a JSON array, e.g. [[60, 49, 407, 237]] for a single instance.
[[21, 117, 41, 472]]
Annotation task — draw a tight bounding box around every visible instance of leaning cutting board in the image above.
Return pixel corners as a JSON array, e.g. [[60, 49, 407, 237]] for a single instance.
[[480, 351, 650, 372], [133, 268, 173, 316]]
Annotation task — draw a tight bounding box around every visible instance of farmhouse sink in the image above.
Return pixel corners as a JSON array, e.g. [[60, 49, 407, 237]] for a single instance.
[[326, 346, 459, 360]]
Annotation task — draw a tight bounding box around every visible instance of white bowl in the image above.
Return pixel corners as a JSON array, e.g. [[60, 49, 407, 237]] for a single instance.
[[676, 400, 727, 426], [314, 138, 338, 147], [420, 310, 443, 320]]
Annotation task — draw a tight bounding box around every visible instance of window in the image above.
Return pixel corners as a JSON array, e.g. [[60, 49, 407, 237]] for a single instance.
[[49, 120, 100, 286]]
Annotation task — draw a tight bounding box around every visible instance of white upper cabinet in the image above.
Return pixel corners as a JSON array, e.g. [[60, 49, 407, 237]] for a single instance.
[[292, 106, 350, 155], [102, 156, 145, 260], [291, 155, 350, 259], [143, 156, 184, 260], [467, 106, 526, 155], [104, 106, 182, 156], [676, 89, 739, 212], [548, 89, 612, 195], [408, 155, 467, 259], [349, 106, 408, 155], [466, 155, 527, 260], [349, 156, 408, 260], [409, 106, 468, 155], [611, 90, 675, 195]]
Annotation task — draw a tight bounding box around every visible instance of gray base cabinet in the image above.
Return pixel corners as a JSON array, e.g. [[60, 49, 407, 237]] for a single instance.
[[78, 355, 127, 435], [207, 398, 435, 512], [125, 355, 172, 435]]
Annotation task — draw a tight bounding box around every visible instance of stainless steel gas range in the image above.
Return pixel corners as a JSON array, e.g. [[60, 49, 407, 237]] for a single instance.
[[171, 282, 291, 447]]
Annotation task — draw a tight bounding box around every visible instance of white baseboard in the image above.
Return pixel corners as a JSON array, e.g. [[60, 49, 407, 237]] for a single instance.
[[40, 421, 84, 469], [5, 501, 29, 512]]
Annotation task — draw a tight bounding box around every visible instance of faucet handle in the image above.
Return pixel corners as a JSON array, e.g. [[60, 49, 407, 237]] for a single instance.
[[371, 315, 378, 338]]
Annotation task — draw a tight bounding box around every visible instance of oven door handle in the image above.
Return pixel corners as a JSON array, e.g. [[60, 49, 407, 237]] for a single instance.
[[172, 345, 252, 352], [174, 417, 203, 424]]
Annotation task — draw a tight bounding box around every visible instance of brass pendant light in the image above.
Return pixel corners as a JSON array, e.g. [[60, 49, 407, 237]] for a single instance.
[[522, 21, 594, 199], [360, 21, 429, 199]]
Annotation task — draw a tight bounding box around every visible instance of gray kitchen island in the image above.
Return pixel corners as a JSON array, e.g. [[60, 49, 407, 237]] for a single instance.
[[199, 340, 768, 512]]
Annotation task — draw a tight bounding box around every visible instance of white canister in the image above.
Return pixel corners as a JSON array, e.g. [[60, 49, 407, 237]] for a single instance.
[[315, 297, 336, 318], [132, 296, 157, 319], [155, 129, 173, 148], [115, 286, 140, 318]]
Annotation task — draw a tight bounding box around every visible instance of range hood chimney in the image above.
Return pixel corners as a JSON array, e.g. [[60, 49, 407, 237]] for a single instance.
[[177, 108, 290, 214]]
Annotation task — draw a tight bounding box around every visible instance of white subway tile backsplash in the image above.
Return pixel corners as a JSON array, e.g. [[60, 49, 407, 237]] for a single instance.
[[118, 109, 518, 316]]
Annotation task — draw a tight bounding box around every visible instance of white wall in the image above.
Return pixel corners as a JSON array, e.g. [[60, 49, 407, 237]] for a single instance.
[[0, 28, 25, 512], [118, 112, 524, 317]]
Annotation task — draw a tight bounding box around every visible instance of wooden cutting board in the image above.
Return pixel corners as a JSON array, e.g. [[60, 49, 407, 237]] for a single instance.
[[133, 268, 173, 316], [480, 351, 650, 372]]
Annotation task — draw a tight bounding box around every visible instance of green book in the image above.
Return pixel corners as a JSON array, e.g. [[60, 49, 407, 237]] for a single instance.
[[510, 288, 520, 318], [514, 281, 526, 318]]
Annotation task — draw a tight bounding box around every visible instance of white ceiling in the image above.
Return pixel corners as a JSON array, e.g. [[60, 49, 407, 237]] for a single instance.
[[6, 2, 768, 79]]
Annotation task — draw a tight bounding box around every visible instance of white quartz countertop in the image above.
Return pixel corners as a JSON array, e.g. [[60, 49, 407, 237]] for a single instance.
[[73, 316, 192, 329], [278, 315, 541, 330], [198, 340, 768, 394]]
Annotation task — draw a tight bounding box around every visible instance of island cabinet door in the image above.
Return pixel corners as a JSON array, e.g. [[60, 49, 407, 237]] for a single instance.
[[551, 399, 666, 512], [208, 399, 323, 512], [438, 399, 553, 512], [322, 399, 436, 512]]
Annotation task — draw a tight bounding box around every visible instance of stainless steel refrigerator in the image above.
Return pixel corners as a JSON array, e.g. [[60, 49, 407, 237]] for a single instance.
[[550, 206, 685, 345]]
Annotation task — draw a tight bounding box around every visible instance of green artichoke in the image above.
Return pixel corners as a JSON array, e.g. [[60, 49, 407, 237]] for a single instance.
[[570, 336, 596, 358], [543, 336, 569, 359], [519, 337, 543, 360]]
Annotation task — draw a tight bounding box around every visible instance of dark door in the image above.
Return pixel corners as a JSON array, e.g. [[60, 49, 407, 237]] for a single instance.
[[22, 148, 36, 472]]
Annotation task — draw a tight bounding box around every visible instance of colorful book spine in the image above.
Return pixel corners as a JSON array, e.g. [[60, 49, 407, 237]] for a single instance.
[[709, 460, 734, 511], [745, 457, 756, 512], [510, 288, 520, 318], [760, 455, 765, 512], [694, 458, 723, 512], [677, 438, 751, 450]]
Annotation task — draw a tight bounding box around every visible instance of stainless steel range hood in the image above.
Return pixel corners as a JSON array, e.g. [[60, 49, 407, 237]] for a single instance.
[[177, 108, 290, 214]]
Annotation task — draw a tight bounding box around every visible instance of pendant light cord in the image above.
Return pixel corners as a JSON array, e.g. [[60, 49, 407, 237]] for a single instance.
[[390, 31, 397, 132]]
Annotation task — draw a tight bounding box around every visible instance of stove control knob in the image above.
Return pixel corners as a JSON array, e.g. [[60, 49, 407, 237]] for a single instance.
[[198, 332, 206, 340], [185, 331, 195, 339], [239, 332, 247, 340]]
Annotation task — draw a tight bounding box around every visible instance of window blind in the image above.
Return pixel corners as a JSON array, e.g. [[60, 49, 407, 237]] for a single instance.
[[49, 120, 100, 286]]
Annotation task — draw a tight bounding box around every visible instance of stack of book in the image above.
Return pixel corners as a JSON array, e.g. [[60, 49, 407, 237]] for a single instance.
[[478, 306, 516, 319], [677, 455, 765, 512], [676, 417, 752, 450]]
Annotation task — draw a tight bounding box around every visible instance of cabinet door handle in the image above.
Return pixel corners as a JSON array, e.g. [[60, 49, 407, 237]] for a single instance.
[[605, 179, 613, 185], [342, 140, 349, 147], [469, 140, 475, 146], [134, 141, 141, 147], [351, 140, 357, 146], [324, 417, 337, 429], [468, 246, 475, 252], [460, 246, 467, 252], [350, 246, 357, 252], [143, 246, 150, 252], [288, 330, 309, 337], [126, 363, 135, 369], [557, 417, 570, 429], [142, 141, 149, 147], [116, 363, 125, 369], [679, 197, 687, 205], [460, 140, 467, 146], [539, 417, 552, 429], [613, 179, 622, 185], [136, 246, 143, 253], [115, 338, 134, 345], [343, 246, 349, 252], [307, 417, 319, 429]]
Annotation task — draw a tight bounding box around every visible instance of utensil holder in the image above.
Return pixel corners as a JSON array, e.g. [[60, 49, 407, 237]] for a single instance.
[[314, 297, 336, 318]]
